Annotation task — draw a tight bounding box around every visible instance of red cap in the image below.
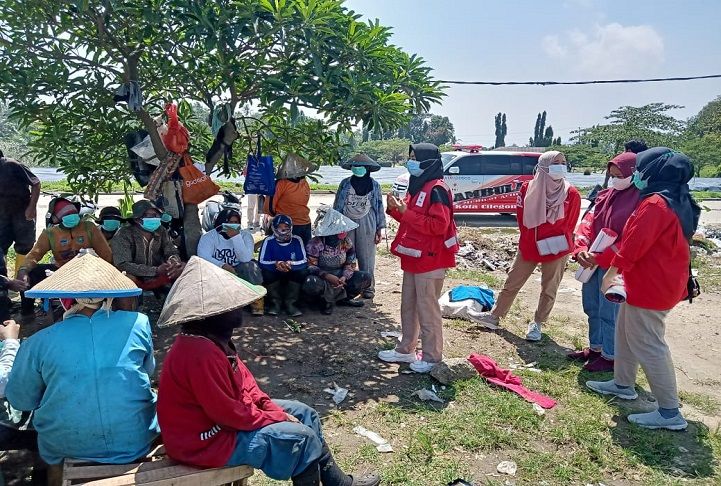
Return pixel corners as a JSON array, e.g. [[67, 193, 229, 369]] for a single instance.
[[53, 199, 78, 218]]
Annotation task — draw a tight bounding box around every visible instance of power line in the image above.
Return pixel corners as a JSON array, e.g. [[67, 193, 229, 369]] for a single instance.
[[439, 74, 721, 86]]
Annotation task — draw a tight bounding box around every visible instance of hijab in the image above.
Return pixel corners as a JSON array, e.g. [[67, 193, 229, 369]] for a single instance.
[[407, 143, 444, 197], [636, 147, 701, 239], [214, 208, 241, 238], [272, 214, 293, 243], [591, 152, 641, 238], [522, 151, 571, 229], [349, 169, 374, 197]]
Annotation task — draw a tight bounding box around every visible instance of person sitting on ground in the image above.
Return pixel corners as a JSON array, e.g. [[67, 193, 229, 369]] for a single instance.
[[0, 319, 37, 454], [333, 154, 386, 299], [569, 152, 641, 372], [1, 252, 27, 321], [258, 215, 308, 317], [303, 208, 371, 315], [264, 153, 315, 245], [586, 148, 701, 431], [6, 253, 159, 464], [478, 151, 581, 342], [17, 197, 112, 314], [156, 257, 380, 486], [97, 206, 124, 242], [112, 200, 185, 291], [198, 208, 264, 316]]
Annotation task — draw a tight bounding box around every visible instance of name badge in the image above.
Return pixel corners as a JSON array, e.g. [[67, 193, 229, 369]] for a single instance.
[[416, 191, 427, 207]]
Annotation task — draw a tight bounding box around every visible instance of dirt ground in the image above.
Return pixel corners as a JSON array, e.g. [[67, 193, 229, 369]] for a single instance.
[[2, 225, 720, 484]]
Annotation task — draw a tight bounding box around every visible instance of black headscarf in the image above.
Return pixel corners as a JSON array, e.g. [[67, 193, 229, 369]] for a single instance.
[[349, 170, 374, 197], [636, 147, 701, 239], [214, 208, 242, 238], [407, 143, 444, 197]]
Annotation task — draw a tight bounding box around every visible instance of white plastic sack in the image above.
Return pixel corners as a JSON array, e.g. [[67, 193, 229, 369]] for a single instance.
[[439, 290, 498, 329], [130, 135, 160, 166]]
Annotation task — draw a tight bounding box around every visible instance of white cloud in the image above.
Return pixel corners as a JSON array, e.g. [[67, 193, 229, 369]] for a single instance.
[[542, 23, 664, 77]]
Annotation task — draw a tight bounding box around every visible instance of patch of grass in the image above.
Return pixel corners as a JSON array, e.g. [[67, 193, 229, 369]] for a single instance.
[[680, 391, 721, 415], [692, 190, 721, 201], [447, 268, 501, 288]]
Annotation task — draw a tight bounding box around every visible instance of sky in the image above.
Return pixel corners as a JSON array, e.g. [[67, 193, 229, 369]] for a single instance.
[[344, 0, 721, 146]]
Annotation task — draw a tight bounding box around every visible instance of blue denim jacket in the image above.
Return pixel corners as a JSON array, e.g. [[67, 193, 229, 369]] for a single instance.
[[333, 177, 386, 231]]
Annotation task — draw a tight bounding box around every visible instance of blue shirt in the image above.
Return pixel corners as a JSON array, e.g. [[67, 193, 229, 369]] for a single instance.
[[6, 310, 159, 464], [258, 235, 308, 272]]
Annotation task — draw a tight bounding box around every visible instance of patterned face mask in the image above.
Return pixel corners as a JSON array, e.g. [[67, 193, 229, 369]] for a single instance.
[[273, 226, 292, 243]]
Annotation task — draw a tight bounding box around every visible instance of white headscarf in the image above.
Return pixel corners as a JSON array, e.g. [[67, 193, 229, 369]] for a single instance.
[[522, 151, 571, 229]]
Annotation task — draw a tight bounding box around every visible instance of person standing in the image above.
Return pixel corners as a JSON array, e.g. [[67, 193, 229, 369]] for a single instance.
[[245, 194, 261, 231], [478, 151, 581, 341], [0, 150, 41, 278], [333, 154, 386, 299], [569, 152, 641, 372], [378, 143, 459, 374], [587, 148, 700, 431], [264, 153, 315, 245]]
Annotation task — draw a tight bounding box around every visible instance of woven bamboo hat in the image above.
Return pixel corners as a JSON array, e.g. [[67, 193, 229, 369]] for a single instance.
[[25, 252, 141, 299], [313, 207, 359, 237], [157, 256, 266, 328], [276, 152, 319, 179], [341, 153, 381, 172]]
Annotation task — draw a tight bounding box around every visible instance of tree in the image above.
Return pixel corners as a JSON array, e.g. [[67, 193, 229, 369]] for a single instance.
[[572, 103, 686, 154], [553, 137, 562, 145], [0, 0, 444, 196], [494, 112, 507, 148], [687, 95, 721, 137], [680, 134, 721, 177], [0, 102, 33, 162], [551, 144, 608, 170], [357, 138, 410, 165], [529, 111, 553, 147], [390, 113, 455, 145]]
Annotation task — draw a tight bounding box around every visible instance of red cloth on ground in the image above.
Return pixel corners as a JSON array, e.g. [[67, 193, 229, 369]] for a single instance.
[[467, 353, 557, 409], [516, 182, 581, 264], [610, 195, 689, 310], [157, 335, 288, 468]]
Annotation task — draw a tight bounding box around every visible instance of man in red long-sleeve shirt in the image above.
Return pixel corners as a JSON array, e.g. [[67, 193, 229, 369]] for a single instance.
[[156, 257, 380, 486], [587, 148, 701, 431]]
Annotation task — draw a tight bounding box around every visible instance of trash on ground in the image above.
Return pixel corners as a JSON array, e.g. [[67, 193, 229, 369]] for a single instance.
[[412, 388, 444, 403], [496, 460, 517, 476], [448, 479, 474, 486], [380, 330, 403, 340], [352, 426, 393, 453], [532, 403, 545, 416], [284, 319, 302, 333], [323, 383, 349, 405]]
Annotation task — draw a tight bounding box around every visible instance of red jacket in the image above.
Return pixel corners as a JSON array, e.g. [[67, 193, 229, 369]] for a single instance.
[[611, 195, 689, 311], [517, 182, 581, 263], [157, 335, 287, 468], [389, 179, 458, 273], [573, 211, 616, 269]]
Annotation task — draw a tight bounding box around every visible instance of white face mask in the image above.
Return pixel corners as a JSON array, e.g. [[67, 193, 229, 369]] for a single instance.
[[609, 176, 633, 191], [547, 164, 567, 180]]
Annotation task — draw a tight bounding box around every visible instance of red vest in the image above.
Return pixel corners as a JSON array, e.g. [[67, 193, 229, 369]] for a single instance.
[[391, 179, 459, 273]]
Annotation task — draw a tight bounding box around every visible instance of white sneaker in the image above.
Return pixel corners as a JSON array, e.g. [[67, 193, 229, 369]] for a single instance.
[[585, 379, 639, 400], [477, 312, 500, 327], [525, 322, 542, 342], [409, 360, 436, 373], [627, 410, 688, 431], [378, 349, 417, 363]]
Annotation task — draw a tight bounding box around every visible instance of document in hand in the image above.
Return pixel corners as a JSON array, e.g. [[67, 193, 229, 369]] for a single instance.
[[575, 228, 618, 283]]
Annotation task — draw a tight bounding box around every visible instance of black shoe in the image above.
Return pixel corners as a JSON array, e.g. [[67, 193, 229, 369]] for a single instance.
[[351, 472, 381, 486], [321, 301, 334, 315], [338, 298, 364, 308], [285, 281, 303, 317], [266, 281, 282, 316]]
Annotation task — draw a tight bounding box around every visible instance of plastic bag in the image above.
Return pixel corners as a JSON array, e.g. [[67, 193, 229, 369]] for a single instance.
[[243, 135, 276, 196], [179, 154, 220, 204], [162, 103, 190, 154], [130, 135, 160, 166]]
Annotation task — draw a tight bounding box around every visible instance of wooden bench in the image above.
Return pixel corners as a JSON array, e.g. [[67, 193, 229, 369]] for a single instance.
[[48, 446, 254, 486]]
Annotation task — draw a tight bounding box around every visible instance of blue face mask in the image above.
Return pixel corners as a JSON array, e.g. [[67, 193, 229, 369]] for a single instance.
[[222, 223, 242, 232], [631, 170, 648, 190], [161, 213, 172, 223], [101, 219, 121, 232], [61, 214, 81, 229], [406, 160, 424, 177], [141, 218, 162, 232], [351, 166, 367, 177]]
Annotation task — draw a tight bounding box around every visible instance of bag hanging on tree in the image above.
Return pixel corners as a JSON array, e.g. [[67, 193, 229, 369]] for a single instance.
[[243, 134, 276, 196], [162, 103, 190, 154], [179, 154, 220, 204]]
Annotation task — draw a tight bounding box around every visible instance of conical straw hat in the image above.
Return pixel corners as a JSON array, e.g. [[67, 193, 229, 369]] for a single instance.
[[25, 252, 140, 299], [157, 256, 267, 328], [341, 153, 381, 171], [314, 207, 359, 237], [276, 152, 319, 179]]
